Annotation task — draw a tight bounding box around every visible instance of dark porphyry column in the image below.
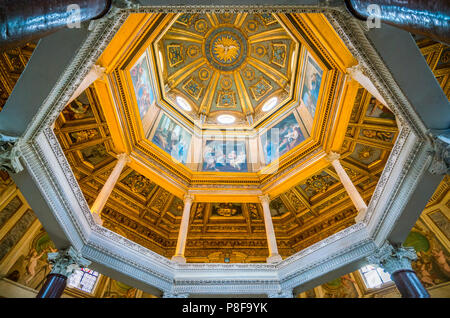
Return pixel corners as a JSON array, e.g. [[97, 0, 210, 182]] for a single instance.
[[0, 0, 112, 49], [344, 0, 450, 45], [368, 243, 430, 298], [36, 246, 91, 298]]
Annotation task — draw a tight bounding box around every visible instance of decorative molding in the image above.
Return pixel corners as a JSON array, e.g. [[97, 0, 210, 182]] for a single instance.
[[10, 6, 436, 296], [367, 243, 417, 274], [47, 246, 91, 277], [0, 133, 23, 173], [428, 135, 450, 175]]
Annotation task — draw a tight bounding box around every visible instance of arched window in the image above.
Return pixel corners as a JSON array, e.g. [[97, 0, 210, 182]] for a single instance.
[[359, 264, 392, 289], [67, 268, 99, 294]]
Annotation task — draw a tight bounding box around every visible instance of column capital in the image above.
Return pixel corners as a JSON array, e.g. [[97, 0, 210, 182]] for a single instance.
[[367, 243, 417, 274], [346, 63, 365, 77], [116, 153, 131, 163], [428, 135, 450, 175], [91, 64, 106, 77], [47, 247, 91, 278], [258, 194, 271, 204], [325, 151, 340, 163], [0, 133, 23, 174], [184, 194, 194, 203]]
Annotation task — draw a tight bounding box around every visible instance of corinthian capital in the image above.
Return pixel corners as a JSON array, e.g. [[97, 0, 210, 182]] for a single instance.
[[0, 133, 23, 174], [117, 152, 131, 163], [258, 194, 271, 204], [325, 151, 340, 163], [184, 194, 194, 203], [47, 247, 91, 277], [428, 135, 450, 175], [367, 243, 417, 275]]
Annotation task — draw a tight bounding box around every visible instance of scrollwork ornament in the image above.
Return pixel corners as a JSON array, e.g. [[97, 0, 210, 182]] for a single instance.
[[47, 247, 91, 277], [0, 133, 23, 173], [428, 135, 450, 175], [367, 243, 417, 274]]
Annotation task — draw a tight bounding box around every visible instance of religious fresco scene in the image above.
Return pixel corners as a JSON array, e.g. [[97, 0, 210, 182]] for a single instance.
[[300, 52, 323, 118], [151, 113, 192, 164], [130, 52, 155, 120], [0, 5, 449, 300], [202, 140, 248, 172], [260, 112, 306, 165]]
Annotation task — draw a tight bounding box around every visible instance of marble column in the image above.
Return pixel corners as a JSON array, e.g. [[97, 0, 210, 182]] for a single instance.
[[90, 153, 130, 225], [36, 247, 90, 298], [171, 194, 194, 263], [326, 152, 368, 222], [346, 64, 388, 108], [259, 195, 282, 263], [67, 64, 106, 105], [368, 243, 430, 298]]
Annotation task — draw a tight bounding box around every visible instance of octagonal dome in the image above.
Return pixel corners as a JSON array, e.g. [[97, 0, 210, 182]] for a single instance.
[[152, 13, 300, 128]]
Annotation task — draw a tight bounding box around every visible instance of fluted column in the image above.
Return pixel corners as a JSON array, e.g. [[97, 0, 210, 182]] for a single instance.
[[36, 247, 90, 298], [368, 243, 430, 298], [67, 64, 106, 105], [90, 153, 130, 225], [326, 152, 368, 222], [171, 194, 194, 263], [259, 195, 282, 263]]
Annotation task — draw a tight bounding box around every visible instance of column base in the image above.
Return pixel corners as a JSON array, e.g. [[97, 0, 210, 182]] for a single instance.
[[355, 208, 367, 223], [171, 255, 186, 263], [92, 213, 103, 226], [266, 254, 282, 263]]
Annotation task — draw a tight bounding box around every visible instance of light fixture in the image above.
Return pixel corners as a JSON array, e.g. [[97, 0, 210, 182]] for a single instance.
[[262, 97, 278, 112], [176, 96, 192, 111], [217, 114, 236, 124]]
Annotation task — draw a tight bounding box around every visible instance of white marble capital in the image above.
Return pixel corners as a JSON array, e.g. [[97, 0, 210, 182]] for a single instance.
[[346, 63, 388, 108], [367, 243, 417, 275], [47, 247, 91, 278]]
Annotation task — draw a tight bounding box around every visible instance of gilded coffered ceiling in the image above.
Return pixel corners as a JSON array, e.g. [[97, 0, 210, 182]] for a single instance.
[[154, 13, 299, 127], [53, 82, 398, 262]]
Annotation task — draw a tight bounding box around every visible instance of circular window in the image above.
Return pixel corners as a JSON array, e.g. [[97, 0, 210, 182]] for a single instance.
[[176, 96, 192, 111], [217, 114, 236, 124], [262, 97, 278, 112]]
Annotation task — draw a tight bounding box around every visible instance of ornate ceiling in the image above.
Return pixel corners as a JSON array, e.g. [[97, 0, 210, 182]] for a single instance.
[[154, 13, 299, 127], [54, 81, 398, 261]]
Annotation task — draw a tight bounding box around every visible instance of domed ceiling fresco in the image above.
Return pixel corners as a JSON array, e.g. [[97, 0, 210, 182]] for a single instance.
[[155, 12, 299, 126], [125, 13, 327, 173], [49, 12, 401, 262]]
